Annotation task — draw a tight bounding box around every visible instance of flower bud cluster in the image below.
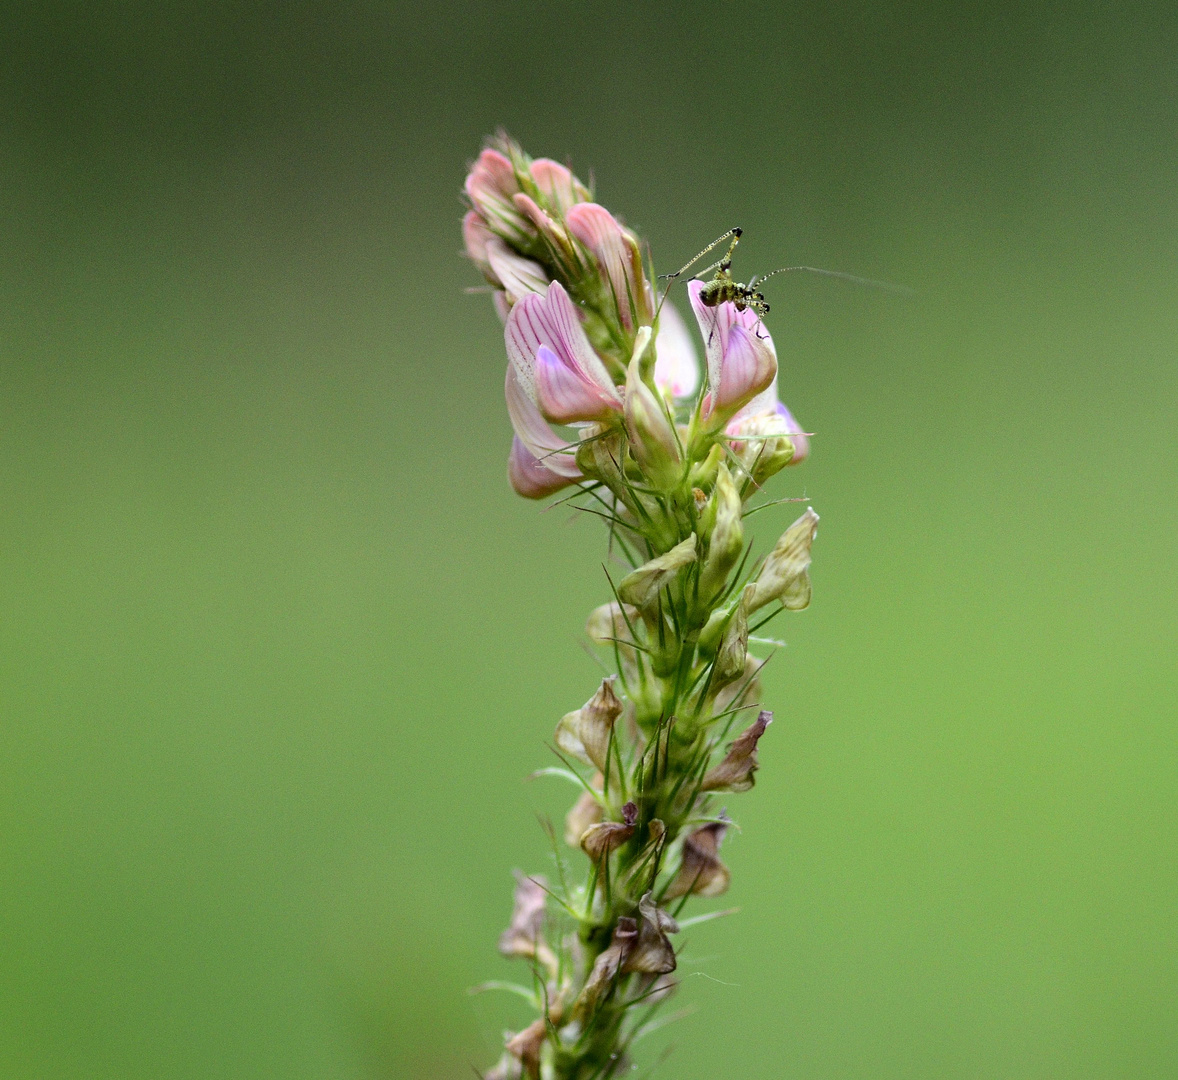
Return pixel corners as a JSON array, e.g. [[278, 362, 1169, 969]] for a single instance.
[[466, 135, 820, 1080]]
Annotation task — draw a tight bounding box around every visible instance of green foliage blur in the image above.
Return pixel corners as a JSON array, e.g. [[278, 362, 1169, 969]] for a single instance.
[[1, 3, 1175, 1077]]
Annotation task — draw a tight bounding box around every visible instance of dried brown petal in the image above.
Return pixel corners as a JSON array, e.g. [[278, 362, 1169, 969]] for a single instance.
[[498, 871, 547, 958], [482, 1051, 523, 1080], [701, 711, 771, 793], [574, 917, 638, 1018], [664, 820, 732, 900], [505, 1018, 546, 1079], [579, 801, 637, 862], [621, 892, 679, 975], [554, 676, 623, 772]]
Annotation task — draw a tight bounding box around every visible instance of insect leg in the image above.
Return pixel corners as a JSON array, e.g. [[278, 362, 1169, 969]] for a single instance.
[[659, 227, 742, 281]]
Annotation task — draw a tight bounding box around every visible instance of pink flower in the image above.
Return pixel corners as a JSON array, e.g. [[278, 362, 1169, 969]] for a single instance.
[[688, 280, 778, 426], [566, 204, 651, 330], [505, 281, 622, 424]]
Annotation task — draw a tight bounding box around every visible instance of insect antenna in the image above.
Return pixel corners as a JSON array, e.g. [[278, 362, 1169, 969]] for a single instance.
[[752, 265, 914, 295]]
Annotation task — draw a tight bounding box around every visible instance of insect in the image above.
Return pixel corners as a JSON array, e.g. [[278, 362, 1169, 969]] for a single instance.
[[660, 227, 907, 321]]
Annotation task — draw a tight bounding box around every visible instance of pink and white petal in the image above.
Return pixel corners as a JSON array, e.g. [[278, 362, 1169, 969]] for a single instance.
[[689, 280, 778, 419], [729, 325, 777, 406], [533, 344, 621, 423], [492, 291, 511, 325], [462, 211, 496, 278], [688, 280, 726, 396], [504, 364, 582, 479], [728, 376, 781, 429], [776, 400, 810, 464], [654, 300, 699, 399], [508, 436, 578, 498], [567, 204, 636, 330], [511, 191, 561, 238], [486, 237, 548, 304]]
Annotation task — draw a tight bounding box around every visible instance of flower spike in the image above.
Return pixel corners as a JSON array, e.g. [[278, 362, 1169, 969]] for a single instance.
[[463, 135, 831, 1080]]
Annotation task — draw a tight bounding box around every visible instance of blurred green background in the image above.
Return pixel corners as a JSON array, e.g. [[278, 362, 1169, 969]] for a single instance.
[[1, 2, 1176, 1077]]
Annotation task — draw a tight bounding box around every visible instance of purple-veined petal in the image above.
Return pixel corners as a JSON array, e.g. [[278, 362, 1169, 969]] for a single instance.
[[653, 300, 699, 399], [508, 435, 578, 498], [485, 237, 548, 304], [505, 281, 618, 405], [534, 343, 622, 423], [504, 364, 582, 480]]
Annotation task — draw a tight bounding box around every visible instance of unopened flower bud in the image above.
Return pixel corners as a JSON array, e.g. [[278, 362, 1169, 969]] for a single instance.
[[575, 425, 628, 493], [702, 711, 772, 793], [625, 330, 683, 490], [564, 789, 604, 847], [621, 892, 679, 975], [750, 508, 819, 612], [728, 401, 809, 484], [528, 157, 591, 215], [579, 800, 637, 862], [713, 654, 765, 715], [555, 676, 623, 772], [713, 584, 754, 687], [567, 203, 652, 330], [463, 210, 498, 281], [664, 819, 732, 899], [465, 148, 532, 247], [616, 534, 697, 611], [513, 191, 580, 268], [697, 463, 745, 602], [687, 442, 724, 491]]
